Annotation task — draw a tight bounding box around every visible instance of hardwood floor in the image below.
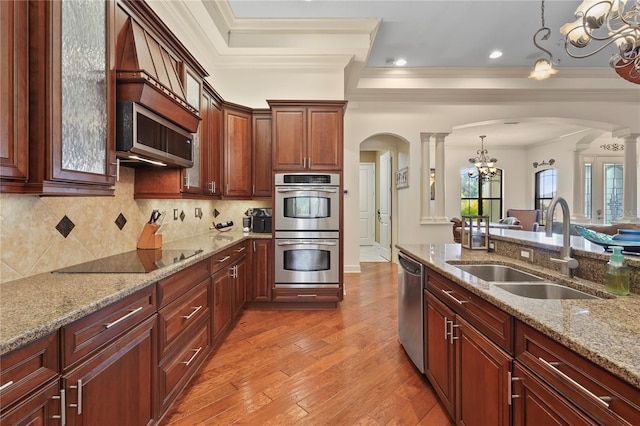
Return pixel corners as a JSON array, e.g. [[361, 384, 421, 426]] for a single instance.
[[161, 262, 453, 426]]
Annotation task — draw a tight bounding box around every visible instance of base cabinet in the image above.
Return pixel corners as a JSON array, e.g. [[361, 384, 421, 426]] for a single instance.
[[0, 380, 60, 426], [249, 239, 273, 302]]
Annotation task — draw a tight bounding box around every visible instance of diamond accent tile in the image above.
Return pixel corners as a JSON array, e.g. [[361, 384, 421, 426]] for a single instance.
[[180, 210, 185, 222], [55, 215, 75, 238], [115, 213, 127, 230]]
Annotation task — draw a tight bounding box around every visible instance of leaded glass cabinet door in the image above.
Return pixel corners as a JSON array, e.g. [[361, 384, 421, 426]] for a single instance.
[[29, 0, 116, 195]]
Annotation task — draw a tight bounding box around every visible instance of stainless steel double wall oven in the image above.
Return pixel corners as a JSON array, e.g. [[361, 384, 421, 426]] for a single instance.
[[274, 173, 341, 288]]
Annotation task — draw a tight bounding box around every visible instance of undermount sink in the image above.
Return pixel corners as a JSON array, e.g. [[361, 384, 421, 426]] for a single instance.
[[454, 264, 544, 282], [494, 283, 600, 300]]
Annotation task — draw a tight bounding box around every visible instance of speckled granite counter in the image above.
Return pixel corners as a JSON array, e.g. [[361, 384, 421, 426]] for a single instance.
[[0, 231, 271, 356], [396, 242, 640, 390]]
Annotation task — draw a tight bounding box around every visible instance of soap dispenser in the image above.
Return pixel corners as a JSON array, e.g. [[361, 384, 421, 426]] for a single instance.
[[605, 246, 630, 296]]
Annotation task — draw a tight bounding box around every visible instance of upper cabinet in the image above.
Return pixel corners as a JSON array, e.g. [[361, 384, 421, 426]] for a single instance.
[[251, 109, 272, 198], [0, 1, 29, 190], [1, 0, 117, 195], [201, 81, 223, 197], [222, 103, 252, 199], [269, 101, 347, 171]]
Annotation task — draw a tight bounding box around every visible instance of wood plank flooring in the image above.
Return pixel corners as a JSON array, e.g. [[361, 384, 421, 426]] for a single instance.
[[161, 262, 453, 426]]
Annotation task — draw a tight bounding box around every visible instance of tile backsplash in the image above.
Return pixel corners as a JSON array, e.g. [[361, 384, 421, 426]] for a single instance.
[[0, 168, 269, 283]]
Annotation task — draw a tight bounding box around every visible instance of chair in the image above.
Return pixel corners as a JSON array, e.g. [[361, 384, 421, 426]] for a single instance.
[[506, 209, 541, 232]]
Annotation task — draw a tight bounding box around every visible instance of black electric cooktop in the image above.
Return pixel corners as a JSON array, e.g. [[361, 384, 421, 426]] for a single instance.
[[53, 249, 203, 274]]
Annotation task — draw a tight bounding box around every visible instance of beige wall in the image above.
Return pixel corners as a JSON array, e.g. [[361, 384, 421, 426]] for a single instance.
[[0, 168, 269, 283]]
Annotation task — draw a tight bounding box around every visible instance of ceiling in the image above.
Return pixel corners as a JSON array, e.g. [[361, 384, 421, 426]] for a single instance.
[[227, 0, 606, 69]]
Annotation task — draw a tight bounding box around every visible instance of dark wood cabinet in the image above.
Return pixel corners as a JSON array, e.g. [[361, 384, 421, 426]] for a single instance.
[[0, 0, 29, 191], [232, 251, 248, 317], [269, 101, 346, 171], [0, 380, 60, 426], [201, 82, 223, 197], [424, 268, 513, 425], [212, 263, 233, 344], [252, 110, 272, 198], [222, 103, 252, 198], [23, 0, 117, 196], [62, 315, 156, 426], [249, 239, 273, 302]]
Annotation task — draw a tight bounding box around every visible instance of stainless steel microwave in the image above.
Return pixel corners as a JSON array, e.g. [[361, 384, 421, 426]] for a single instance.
[[116, 102, 193, 168]]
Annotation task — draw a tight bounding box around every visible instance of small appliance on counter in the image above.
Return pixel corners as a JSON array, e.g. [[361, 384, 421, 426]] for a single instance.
[[251, 208, 272, 233]]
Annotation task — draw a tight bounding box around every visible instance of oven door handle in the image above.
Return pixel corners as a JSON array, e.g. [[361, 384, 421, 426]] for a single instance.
[[276, 187, 338, 193], [276, 241, 337, 246]]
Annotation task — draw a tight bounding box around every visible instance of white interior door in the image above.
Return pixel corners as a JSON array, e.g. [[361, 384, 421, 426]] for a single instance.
[[359, 163, 375, 246], [378, 152, 392, 260]]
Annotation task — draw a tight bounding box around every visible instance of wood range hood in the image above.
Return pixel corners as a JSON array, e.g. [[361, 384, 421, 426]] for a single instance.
[[116, 16, 201, 133]]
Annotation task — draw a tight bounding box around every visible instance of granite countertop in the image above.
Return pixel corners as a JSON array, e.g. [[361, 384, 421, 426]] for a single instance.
[[0, 231, 271, 356], [396, 242, 640, 390]]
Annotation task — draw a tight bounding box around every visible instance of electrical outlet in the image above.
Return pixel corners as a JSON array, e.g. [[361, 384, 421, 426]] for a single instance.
[[173, 209, 179, 220], [520, 249, 533, 262], [488, 241, 496, 251], [195, 207, 202, 219]]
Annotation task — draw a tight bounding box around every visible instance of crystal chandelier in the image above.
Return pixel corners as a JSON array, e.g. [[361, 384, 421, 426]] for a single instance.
[[560, 0, 640, 84], [468, 136, 498, 180]]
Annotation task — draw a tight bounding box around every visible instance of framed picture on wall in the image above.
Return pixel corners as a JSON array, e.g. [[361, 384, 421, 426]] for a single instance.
[[396, 167, 408, 188], [430, 168, 435, 200]]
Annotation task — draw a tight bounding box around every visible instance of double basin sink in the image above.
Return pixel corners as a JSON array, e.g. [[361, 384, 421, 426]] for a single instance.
[[452, 264, 600, 300]]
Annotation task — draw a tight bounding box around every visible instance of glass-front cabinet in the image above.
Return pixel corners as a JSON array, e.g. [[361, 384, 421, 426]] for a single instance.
[[5, 0, 117, 195]]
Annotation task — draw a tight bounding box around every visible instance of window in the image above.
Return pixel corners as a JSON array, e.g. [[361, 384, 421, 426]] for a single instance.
[[584, 163, 592, 219], [604, 163, 623, 223], [534, 169, 556, 226], [460, 168, 502, 222]]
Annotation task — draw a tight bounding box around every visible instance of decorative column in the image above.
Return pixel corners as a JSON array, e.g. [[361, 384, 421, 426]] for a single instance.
[[571, 147, 589, 223], [420, 133, 433, 222], [621, 134, 639, 223], [434, 133, 449, 221]]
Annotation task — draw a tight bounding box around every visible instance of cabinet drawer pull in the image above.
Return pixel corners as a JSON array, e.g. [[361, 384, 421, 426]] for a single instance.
[[297, 294, 317, 298], [508, 372, 521, 405], [104, 307, 143, 329], [182, 347, 203, 367], [182, 305, 203, 320], [234, 246, 246, 253], [52, 389, 66, 426], [69, 379, 82, 414], [441, 289, 467, 305], [538, 357, 611, 408], [0, 380, 14, 392], [217, 255, 231, 263]]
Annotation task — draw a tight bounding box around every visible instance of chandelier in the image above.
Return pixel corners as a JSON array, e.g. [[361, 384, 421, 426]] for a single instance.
[[468, 136, 498, 180], [560, 0, 640, 84], [529, 0, 559, 80]]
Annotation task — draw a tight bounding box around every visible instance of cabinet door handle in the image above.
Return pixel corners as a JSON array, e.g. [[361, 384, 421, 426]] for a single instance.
[[442, 289, 467, 305], [182, 347, 203, 367], [0, 380, 13, 392], [508, 372, 521, 405], [52, 389, 66, 426], [104, 307, 143, 329], [217, 255, 231, 263], [253, 241, 256, 252], [538, 357, 611, 408], [182, 305, 203, 320], [449, 321, 460, 345], [443, 317, 450, 341], [303, 157, 306, 168], [69, 379, 82, 414]]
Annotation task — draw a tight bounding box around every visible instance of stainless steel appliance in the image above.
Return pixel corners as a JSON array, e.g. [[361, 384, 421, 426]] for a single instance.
[[274, 173, 341, 288], [274, 173, 340, 232], [398, 251, 424, 373], [251, 208, 272, 234], [274, 231, 339, 288]]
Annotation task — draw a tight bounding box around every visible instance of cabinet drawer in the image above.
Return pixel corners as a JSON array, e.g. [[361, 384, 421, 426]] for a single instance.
[[272, 287, 341, 303], [210, 243, 247, 275], [158, 279, 210, 359], [62, 286, 156, 369], [516, 321, 640, 425], [158, 319, 210, 413], [158, 259, 210, 307], [427, 269, 513, 354], [0, 332, 59, 412]]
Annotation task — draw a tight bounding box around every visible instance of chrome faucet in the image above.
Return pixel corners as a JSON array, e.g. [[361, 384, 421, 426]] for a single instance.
[[545, 196, 579, 277]]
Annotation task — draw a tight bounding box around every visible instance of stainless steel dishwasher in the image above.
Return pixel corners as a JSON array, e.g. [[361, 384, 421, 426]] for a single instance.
[[398, 251, 424, 373]]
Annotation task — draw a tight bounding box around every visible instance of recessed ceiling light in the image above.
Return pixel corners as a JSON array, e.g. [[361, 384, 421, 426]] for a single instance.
[[489, 50, 503, 59], [394, 58, 407, 66]]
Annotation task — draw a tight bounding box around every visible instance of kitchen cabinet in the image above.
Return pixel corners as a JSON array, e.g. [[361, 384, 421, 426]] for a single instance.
[[0, 0, 29, 192], [23, 0, 117, 196], [251, 109, 272, 198], [514, 321, 640, 425], [201, 82, 223, 197], [248, 239, 273, 303], [0, 332, 59, 425], [222, 103, 252, 198], [269, 101, 347, 171], [210, 242, 247, 343], [424, 268, 513, 425], [157, 259, 211, 417]]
